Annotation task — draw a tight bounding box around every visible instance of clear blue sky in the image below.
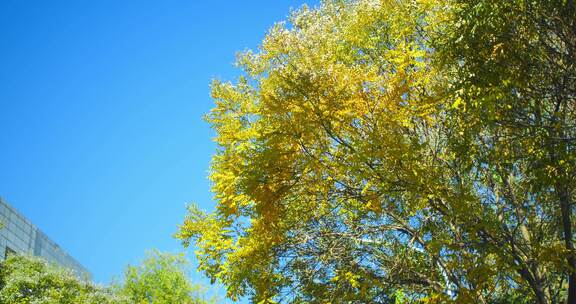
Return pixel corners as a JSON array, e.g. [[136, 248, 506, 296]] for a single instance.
[[0, 0, 316, 301]]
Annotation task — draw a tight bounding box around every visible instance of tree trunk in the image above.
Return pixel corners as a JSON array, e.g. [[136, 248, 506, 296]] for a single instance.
[[558, 186, 576, 304]]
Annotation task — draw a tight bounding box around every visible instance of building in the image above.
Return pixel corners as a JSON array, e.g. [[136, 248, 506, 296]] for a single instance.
[[0, 197, 90, 279]]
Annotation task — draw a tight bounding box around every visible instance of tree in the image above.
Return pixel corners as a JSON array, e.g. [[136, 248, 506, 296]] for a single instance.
[[436, 1, 576, 302], [0, 254, 121, 304], [115, 250, 215, 304], [177, 0, 575, 303]]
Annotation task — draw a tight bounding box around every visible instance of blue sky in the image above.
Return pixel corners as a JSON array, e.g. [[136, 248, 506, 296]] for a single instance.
[[0, 0, 317, 301]]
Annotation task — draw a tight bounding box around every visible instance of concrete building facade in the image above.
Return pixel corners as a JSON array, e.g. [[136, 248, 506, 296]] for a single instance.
[[0, 197, 90, 278]]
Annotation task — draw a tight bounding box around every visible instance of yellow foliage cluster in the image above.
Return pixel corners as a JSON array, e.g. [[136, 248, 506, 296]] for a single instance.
[[178, 0, 576, 303]]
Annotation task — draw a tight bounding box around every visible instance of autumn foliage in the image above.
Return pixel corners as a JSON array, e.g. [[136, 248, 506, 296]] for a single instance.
[[178, 0, 576, 303]]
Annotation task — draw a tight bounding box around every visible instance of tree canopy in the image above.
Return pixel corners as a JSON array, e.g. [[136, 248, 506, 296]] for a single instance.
[[177, 0, 575, 303], [0, 251, 215, 304], [115, 250, 215, 304], [0, 254, 120, 304]]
